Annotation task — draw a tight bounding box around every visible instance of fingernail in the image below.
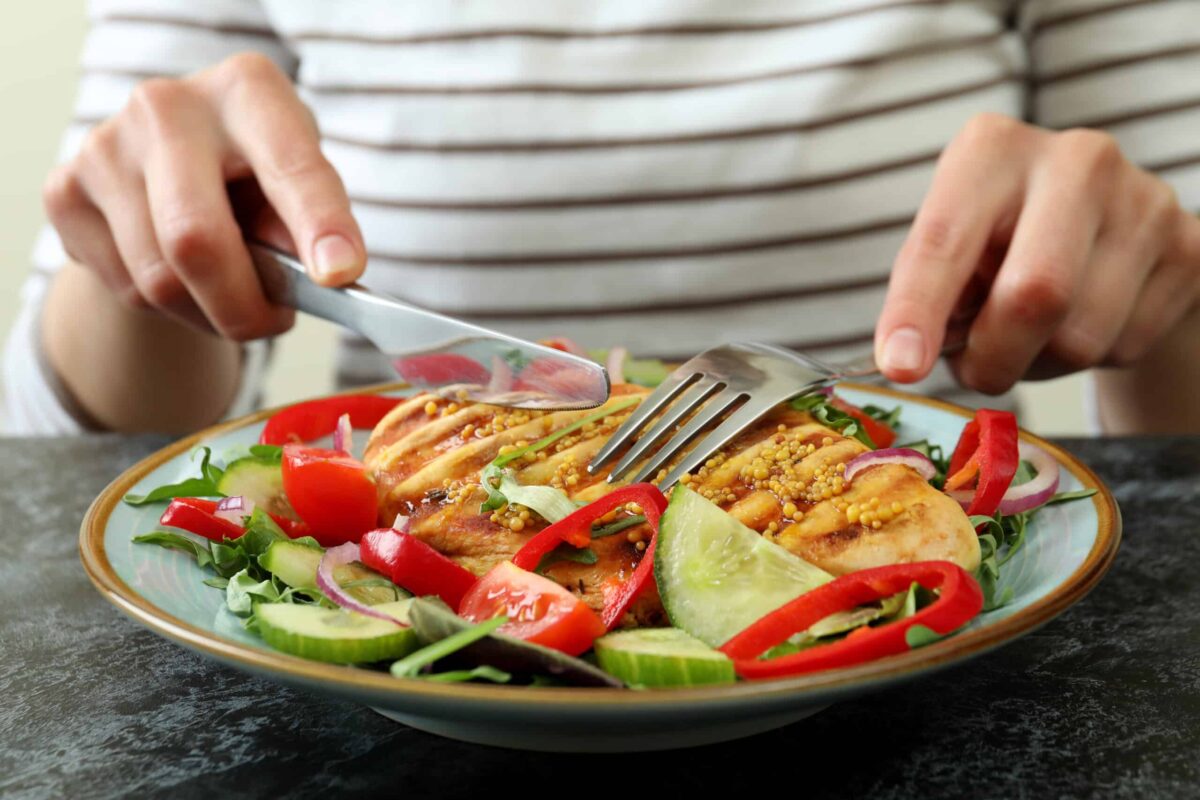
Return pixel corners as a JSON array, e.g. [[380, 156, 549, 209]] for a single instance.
[[312, 234, 359, 282], [881, 327, 926, 375]]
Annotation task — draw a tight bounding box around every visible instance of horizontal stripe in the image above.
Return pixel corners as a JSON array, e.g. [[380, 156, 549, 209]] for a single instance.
[[289, 0, 951, 45], [348, 150, 941, 211], [300, 30, 1006, 96], [1061, 95, 1200, 129], [320, 73, 1021, 153], [94, 13, 277, 39], [1147, 152, 1200, 173], [1035, 42, 1200, 86], [1029, 0, 1175, 35], [777, 329, 877, 353], [364, 213, 912, 266]]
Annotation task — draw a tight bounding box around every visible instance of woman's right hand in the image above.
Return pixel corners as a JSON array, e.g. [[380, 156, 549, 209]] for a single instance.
[[42, 52, 366, 340]]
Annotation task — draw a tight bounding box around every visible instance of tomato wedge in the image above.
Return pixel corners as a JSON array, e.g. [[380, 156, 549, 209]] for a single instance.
[[458, 561, 607, 656], [259, 395, 403, 446], [281, 444, 378, 546], [830, 397, 897, 449]]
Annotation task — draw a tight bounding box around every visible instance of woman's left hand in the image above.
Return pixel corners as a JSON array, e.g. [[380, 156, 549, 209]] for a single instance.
[[875, 112, 1200, 394]]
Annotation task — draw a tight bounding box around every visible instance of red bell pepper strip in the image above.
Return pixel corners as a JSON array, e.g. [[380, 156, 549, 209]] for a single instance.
[[359, 528, 478, 610], [719, 561, 983, 679], [259, 395, 404, 446], [943, 409, 1020, 517], [510, 483, 667, 630], [830, 398, 897, 449], [159, 497, 310, 541]]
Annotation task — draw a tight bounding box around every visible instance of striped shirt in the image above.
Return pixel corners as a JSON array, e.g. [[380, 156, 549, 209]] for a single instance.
[[5, 0, 1200, 433]]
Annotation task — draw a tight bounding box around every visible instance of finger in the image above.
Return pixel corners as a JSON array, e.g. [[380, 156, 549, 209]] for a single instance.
[[955, 130, 1116, 394], [134, 80, 294, 340], [875, 114, 1030, 383], [202, 54, 366, 286], [1030, 174, 1177, 378], [73, 120, 211, 331], [42, 163, 137, 303]]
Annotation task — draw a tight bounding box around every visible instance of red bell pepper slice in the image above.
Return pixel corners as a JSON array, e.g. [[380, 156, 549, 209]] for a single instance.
[[510, 484, 667, 630], [830, 398, 897, 449], [259, 395, 404, 446], [719, 560, 983, 679], [359, 528, 479, 610], [943, 409, 1020, 517], [158, 497, 309, 541]]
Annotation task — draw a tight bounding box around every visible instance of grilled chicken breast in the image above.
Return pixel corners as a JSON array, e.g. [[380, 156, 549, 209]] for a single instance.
[[364, 386, 980, 628]]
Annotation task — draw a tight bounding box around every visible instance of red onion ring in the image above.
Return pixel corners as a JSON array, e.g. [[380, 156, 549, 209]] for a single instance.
[[947, 442, 1060, 515], [844, 448, 936, 483], [392, 513, 411, 532], [487, 355, 513, 394], [332, 412, 353, 455], [214, 495, 254, 525], [316, 543, 406, 625], [606, 347, 628, 385]]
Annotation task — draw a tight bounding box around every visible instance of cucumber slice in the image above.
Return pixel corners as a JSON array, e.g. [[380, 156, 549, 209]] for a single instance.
[[655, 484, 832, 647], [593, 628, 735, 687], [254, 599, 418, 663], [261, 540, 410, 605], [216, 456, 294, 517]]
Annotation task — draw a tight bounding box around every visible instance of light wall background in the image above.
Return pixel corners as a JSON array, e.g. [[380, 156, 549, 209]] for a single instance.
[[0, 3, 1088, 435]]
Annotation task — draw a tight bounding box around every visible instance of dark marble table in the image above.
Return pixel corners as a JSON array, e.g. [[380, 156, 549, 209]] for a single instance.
[[2, 435, 1198, 799]]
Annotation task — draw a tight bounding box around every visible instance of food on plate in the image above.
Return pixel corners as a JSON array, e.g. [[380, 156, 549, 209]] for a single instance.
[[129, 348, 1095, 689]]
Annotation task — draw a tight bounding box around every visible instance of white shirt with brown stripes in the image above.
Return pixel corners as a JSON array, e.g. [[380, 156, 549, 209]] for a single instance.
[[4, 0, 1199, 433]]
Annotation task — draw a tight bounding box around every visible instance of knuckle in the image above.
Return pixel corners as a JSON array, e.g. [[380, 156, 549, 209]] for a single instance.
[[129, 78, 189, 122], [902, 214, 966, 267], [134, 261, 186, 309], [219, 51, 285, 90], [79, 122, 120, 167], [1057, 128, 1121, 181], [996, 269, 1073, 326], [158, 214, 225, 268], [41, 165, 80, 221], [959, 112, 1024, 149]]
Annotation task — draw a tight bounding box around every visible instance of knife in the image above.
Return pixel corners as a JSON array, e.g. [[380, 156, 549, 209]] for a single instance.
[[247, 240, 610, 410]]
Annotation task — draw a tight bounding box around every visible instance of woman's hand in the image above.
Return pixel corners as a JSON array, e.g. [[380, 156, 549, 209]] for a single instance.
[[875, 112, 1200, 395], [42, 52, 365, 340]]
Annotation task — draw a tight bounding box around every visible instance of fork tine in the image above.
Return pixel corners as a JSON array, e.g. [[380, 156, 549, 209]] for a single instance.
[[603, 379, 723, 481], [624, 386, 747, 485], [656, 398, 780, 489], [588, 366, 702, 472]]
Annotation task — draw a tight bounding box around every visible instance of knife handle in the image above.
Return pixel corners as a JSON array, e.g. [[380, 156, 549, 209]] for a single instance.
[[247, 239, 372, 335]]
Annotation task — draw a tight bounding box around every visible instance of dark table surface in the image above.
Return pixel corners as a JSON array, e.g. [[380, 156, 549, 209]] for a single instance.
[[2, 435, 1198, 799]]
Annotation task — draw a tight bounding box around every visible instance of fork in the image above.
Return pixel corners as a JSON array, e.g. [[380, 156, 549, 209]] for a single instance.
[[587, 340, 907, 489]]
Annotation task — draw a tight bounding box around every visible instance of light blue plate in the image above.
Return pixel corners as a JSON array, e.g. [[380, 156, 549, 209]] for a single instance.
[[81, 384, 1120, 752]]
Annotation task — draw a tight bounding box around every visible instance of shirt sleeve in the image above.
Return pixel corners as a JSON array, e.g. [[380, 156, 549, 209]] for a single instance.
[[1, 0, 295, 436]]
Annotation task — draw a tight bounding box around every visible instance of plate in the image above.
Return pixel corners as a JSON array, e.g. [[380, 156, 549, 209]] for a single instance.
[[80, 383, 1120, 752]]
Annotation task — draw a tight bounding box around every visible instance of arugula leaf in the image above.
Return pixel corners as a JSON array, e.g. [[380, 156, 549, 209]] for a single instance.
[[225, 568, 283, 617], [248, 444, 283, 464], [789, 393, 875, 448], [1045, 488, 1098, 506], [591, 514, 647, 539], [905, 624, 944, 649], [861, 403, 903, 430], [203, 576, 230, 590], [390, 615, 508, 678], [534, 543, 598, 575], [123, 447, 225, 505], [420, 665, 512, 684], [132, 531, 216, 571]]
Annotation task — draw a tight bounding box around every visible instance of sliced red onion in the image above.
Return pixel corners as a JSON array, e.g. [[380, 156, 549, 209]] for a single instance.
[[815, 385, 834, 397], [844, 448, 936, 483], [606, 346, 628, 385], [332, 412, 353, 455], [316, 543, 406, 625], [947, 442, 1060, 515], [487, 355, 513, 394], [392, 513, 411, 532], [214, 495, 255, 525]]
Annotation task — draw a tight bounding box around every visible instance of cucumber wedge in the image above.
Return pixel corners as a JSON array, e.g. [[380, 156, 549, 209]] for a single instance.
[[254, 599, 418, 663], [261, 540, 410, 605], [654, 484, 832, 647], [594, 628, 735, 687], [216, 456, 293, 518]]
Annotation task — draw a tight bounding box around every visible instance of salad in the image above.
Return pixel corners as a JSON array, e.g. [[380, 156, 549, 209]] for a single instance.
[[129, 345, 1095, 689]]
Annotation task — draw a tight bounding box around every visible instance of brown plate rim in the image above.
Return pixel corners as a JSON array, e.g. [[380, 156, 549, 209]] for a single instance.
[[80, 381, 1121, 709]]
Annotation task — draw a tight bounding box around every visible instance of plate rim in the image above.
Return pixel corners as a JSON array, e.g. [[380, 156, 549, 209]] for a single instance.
[[79, 381, 1121, 708]]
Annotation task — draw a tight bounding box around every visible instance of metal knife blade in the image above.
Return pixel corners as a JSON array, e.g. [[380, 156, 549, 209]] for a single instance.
[[248, 240, 610, 410]]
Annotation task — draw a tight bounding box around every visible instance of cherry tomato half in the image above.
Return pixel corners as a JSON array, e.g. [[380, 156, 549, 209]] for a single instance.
[[281, 444, 378, 546], [458, 561, 606, 657]]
